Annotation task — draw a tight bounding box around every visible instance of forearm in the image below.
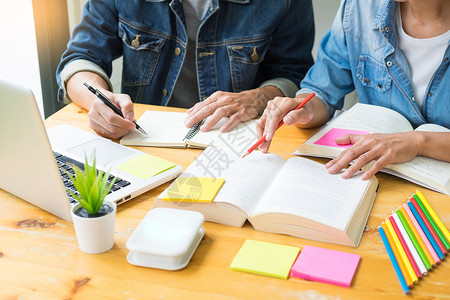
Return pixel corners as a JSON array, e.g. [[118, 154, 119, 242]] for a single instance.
[[66, 72, 110, 111], [415, 131, 450, 162]]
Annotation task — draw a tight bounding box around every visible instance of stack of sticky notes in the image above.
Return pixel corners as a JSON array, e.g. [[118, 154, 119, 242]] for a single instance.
[[378, 190, 450, 295], [230, 240, 360, 287], [162, 176, 225, 202]]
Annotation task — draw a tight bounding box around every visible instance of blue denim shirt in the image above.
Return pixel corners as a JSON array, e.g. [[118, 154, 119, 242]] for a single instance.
[[299, 0, 449, 128], [57, 0, 314, 106]]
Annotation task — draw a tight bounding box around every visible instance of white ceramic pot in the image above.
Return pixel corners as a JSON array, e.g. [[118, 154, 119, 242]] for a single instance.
[[71, 200, 116, 254]]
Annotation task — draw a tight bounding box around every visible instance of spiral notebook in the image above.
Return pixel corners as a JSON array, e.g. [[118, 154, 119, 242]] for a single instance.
[[119, 110, 258, 155]]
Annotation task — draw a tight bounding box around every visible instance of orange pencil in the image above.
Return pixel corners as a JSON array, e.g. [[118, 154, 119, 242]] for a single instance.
[[382, 221, 415, 288], [242, 92, 315, 158]]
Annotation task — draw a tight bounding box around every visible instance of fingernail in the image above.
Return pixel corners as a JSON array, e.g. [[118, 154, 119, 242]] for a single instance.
[[266, 133, 272, 141], [325, 161, 333, 168], [328, 165, 337, 173], [342, 170, 350, 178]]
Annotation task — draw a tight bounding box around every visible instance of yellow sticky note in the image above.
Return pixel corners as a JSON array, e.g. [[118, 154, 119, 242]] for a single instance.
[[230, 240, 300, 279], [162, 177, 225, 202], [115, 154, 176, 180]]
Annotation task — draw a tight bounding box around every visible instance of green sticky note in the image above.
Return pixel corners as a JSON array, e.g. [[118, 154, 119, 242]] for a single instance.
[[230, 240, 300, 279], [162, 177, 225, 202], [115, 154, 176, 180]]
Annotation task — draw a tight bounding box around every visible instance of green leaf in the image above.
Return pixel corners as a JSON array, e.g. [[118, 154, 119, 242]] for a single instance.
[[65, 152, 115, 215]]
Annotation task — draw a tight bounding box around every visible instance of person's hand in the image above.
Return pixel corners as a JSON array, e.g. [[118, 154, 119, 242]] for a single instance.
[[325, 132, 421, 180], [256, 94, 315, 153], [87, 89, 136, 139], [184, 88, 273, 133]]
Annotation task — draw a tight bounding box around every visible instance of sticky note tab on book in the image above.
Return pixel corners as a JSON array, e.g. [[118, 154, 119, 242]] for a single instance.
[[230, 240, 300, 279], [290, 245, 360, 287], [115, 154, 176, 180], [162, 177, 225, 202], [314, 128, 370, 148]]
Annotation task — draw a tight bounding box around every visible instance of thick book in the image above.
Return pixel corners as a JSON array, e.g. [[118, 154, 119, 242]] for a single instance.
[[120, 110, 258, 154], [153, 147, 378, 247], [293, 103, 450, 196]]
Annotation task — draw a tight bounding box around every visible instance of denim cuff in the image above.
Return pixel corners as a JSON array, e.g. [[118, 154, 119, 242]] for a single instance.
[[259, 78, 299, 98], [58, 59, 113, 104]]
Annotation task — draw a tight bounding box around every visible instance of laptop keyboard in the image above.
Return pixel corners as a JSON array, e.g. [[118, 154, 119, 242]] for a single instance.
[[54, 152, 131, 204]]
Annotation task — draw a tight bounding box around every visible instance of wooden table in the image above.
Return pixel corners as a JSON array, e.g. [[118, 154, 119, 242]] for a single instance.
[[1, 103, 449, 299]]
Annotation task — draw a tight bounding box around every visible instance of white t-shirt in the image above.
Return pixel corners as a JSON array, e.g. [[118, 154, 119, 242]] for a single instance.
[[397, 7, 450, 110]]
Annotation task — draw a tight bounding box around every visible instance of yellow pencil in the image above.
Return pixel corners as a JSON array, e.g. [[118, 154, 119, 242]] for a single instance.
[[382, 221, 414, 288], [416, 190, 450, 243], [385, 218, 419, 285]]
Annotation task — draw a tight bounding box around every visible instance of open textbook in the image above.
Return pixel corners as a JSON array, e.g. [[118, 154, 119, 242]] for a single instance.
[[153, 147, 378, 247], [293, 103, 450, 196], [120, 110, 258, 155]]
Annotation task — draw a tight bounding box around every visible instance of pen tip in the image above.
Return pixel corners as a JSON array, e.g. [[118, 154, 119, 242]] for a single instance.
[[83, 82, 89, 88], [241, 152, 249, 159]]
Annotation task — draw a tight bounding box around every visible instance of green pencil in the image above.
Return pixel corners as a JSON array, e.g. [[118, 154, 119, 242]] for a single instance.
[[396, 208, 432, 270], [413, 194, 450, 251]]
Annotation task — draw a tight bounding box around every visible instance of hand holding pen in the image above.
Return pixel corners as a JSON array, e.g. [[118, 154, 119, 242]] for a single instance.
[[84, 83, 147, 136], [245, 92, 315, 158]]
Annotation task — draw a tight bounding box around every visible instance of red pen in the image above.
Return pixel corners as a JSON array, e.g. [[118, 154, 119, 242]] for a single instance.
[[242, 92, 315, 158]]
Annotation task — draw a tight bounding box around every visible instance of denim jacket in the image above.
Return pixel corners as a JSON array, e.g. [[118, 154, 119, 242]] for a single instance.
[[299, 0, 449, 128], [57, 0, 314, 106]]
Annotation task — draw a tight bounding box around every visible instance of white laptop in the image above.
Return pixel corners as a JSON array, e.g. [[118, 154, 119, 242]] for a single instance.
[[0, 79, 182, 222]]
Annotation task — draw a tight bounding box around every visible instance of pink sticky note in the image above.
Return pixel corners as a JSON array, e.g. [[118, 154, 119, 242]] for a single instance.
[[314, 128, 370, 148], [290, 246, 360, 287]]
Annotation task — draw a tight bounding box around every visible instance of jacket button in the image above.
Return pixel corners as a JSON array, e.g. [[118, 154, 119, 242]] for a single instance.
[[175, 47, 181, 56], [163, 89, 168, 96], [364, 77, 370, 83], [386, 61, 393, 67], [131, 35, 140, 48], [251, 47, 259, 62]]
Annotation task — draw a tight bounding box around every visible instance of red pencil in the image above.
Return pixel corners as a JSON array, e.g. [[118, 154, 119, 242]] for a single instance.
[[242, 92, 315, 158], [410, 196, 447, 255], [389, 214, 422, 278]]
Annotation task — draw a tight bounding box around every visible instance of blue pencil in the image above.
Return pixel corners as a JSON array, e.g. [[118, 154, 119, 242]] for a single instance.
[[378, 225, 410, 294], [408, 201, 445, 260]]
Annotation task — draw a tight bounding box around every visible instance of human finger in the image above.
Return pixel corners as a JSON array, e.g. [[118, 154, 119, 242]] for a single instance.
[[199, 106, 230, 132]]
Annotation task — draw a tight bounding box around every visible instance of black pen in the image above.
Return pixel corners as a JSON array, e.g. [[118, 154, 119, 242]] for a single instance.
[[83, 82, 147, 135]]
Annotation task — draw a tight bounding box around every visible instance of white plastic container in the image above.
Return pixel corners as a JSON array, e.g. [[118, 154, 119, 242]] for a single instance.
[[126, 207, 205, 270]]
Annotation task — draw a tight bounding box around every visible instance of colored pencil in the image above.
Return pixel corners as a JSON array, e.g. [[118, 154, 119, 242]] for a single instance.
[[408, 200, 445, 261], [389, 214, 422, 278], [410, 196, 447, 255], [416, 190, 450, 246], [397, 206, 433, 270], [413, 194, 449, 252], [382, 222, 414, 288], [378, 225, 410, 295], [403, 203, 440, 265], [385, 219, 418, 285], [392, 213, 427, 276], [241, 92, 315, 158]]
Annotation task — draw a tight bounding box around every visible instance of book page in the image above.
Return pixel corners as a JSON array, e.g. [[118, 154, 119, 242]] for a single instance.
[[251, 157, 372, 230], [178, 147, 286, 216], [415, 123, 450, 133], [120, 111, 188, 146], [188, 119, 259, 157]]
